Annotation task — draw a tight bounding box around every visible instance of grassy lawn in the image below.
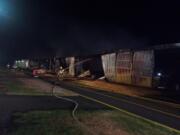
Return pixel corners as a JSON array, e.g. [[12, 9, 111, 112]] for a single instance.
[[8, 111, 86, 135], [0, 70, 77, 96], [1, 69, 180, 135], [6, 81, 51, 96], [0, 69, 51, 96], [6, 110, 180, 135]]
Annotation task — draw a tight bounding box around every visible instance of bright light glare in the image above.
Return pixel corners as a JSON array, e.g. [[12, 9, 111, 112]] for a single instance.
[[0, 3, 6, 16], [0, 0, 10, 18], [157, 72, 162, 76]]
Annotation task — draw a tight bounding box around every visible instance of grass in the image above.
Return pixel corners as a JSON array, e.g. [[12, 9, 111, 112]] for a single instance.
[[0, 69, 50, 95], [6, 110, 180, 135], [109, 111, 179, 135], [1, 69, 180, 134], [5, 81, 51, 96], [7, 111, 86, 135]]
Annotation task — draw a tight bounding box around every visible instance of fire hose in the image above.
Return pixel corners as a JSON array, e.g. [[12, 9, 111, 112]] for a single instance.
[[52, 58, 98, 135]]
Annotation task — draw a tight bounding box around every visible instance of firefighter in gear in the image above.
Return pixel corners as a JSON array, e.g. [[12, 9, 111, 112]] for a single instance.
[[57, 66, 65, 80]]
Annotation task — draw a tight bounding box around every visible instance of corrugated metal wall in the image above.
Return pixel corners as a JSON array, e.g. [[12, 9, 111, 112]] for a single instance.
[[132, 50, 154, 87], [101, 53, 116, 82], [116, 51, 133, 84], [101, 50, 155, 87]]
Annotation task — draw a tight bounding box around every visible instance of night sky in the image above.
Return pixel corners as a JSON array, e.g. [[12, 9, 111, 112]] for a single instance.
[[0, 0, 180, 64]]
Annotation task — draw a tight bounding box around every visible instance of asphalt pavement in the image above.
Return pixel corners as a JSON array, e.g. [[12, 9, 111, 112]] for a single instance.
[[1, 73, 180, 133], [43, 78, 180, 131]]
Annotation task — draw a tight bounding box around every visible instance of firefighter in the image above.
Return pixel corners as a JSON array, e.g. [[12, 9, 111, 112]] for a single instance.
[[57, 66, 64, 80]]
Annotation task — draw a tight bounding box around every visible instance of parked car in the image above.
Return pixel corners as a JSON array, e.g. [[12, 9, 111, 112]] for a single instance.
[[32, 68, 46, 77]]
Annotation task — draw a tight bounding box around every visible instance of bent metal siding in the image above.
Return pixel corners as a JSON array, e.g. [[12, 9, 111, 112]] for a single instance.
[[116, 51, 133, 84], [101, 53, 116, 82], [132, 50, 154, 87], [102, 50, 154, 87]]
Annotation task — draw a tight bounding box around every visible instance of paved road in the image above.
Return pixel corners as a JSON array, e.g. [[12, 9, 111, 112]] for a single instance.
[[43, 78, 180, 131], [1, 71, 179, 133]]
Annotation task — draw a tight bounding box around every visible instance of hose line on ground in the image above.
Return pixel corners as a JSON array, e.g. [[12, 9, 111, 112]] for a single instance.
[[51, 81, 97, 135]]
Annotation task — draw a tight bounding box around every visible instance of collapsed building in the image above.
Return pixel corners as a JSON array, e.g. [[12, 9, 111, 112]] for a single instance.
[[54, 55, 104, 79], [13, 44, 180, 90], [101, 44, 180, 90]]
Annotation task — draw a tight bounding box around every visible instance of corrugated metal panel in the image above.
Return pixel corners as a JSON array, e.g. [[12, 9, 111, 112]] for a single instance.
[[101, 53, 116, 81], [116, 51, 132, 84], [65, 57, 75, 77], [132, 50, 154, 87]]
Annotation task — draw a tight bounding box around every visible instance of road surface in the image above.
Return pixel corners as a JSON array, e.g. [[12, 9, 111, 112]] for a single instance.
[[43, 77, 180, 131]]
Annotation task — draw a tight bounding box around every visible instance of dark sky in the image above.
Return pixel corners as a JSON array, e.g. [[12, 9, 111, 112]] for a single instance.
[[0, 0, 180, 64]]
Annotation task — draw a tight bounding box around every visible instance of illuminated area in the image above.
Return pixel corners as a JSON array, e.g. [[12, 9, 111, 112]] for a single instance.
[[0, 0, 8, 17], [157, 72, 162, 77], [14, 59, 29, 69]]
